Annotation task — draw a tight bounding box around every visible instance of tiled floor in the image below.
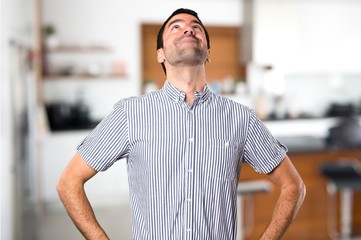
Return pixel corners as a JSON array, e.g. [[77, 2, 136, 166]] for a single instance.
[[24, 202, 361, 240], [28, 204, 132, 240]]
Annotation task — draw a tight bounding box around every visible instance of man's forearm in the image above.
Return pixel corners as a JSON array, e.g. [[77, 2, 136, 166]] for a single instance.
[[260, 183, 306, 240], [57, 180, 109, 240]]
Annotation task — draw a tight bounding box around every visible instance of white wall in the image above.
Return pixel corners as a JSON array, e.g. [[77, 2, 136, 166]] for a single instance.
[[1, 0, 35, 239], [253, 0, 361, 72]]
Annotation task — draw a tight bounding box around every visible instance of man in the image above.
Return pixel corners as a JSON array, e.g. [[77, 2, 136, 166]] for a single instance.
[[57, 8, 306, 240]]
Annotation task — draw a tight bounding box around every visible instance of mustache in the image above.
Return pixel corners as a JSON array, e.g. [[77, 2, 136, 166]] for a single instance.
[[176, 34, 200, 44]]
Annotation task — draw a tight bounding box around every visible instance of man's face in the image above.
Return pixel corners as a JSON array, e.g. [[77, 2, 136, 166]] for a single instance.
[[157, 13, 209, 68]]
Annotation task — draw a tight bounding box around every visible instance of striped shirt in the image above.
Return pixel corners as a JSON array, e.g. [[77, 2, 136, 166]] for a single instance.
[[77, 81, 287, 240]]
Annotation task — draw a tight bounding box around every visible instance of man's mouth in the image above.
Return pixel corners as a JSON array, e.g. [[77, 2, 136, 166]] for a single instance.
[[177, 35, 199, 44]]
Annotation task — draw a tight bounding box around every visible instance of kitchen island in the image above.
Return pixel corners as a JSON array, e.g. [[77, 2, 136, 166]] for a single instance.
[[239, 143, 361, 240]]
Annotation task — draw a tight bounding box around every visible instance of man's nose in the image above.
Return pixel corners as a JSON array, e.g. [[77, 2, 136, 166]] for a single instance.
[[183, 26, 194, 35]]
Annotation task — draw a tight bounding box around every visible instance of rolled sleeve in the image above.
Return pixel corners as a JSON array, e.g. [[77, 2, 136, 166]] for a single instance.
[[243, 112, 288, 174], [77, 100, 130, 171]]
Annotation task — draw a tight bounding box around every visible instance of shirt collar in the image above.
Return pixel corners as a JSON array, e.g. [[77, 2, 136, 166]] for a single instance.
[[162, 81, 211, 104]]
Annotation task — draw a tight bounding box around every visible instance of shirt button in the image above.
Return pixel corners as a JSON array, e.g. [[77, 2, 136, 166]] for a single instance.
[[189, 138, 194, 142]]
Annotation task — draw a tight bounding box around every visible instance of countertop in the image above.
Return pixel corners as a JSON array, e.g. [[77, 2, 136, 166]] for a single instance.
[[268, 117, 361, 153], [277, 135, 361, 153], [277, 135, 327, 153]]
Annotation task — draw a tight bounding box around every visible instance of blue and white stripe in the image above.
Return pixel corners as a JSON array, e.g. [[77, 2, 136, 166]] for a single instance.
[[77, 81, 287, 240]]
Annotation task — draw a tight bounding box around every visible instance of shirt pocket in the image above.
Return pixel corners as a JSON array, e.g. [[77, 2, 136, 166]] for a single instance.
[[204, 138, 241, 181]]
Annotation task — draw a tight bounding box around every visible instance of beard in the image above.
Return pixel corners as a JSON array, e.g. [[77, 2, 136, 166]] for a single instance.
[[163, 36, 208, 67]]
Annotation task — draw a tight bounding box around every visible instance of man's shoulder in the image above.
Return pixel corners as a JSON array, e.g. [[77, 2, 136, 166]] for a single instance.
[[211, 93, 250, 109], [115, 90, 162, 108]]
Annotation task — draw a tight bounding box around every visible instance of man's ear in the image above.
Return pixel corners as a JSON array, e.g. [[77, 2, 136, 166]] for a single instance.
[[206, 49, 211, 63], [157, 49, 165, 63]]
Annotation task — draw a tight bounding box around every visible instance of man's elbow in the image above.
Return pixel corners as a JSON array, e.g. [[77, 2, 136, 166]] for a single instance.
[[56, 172, 77, 200], [289, 178, 306, 208], [298, 180, 306, 203], [56, 174, 68, 199]]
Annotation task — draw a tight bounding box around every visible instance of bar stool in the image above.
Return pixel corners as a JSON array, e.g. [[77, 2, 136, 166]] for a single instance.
[[236, 180, 272, 240], [319, 160, 361, 240]]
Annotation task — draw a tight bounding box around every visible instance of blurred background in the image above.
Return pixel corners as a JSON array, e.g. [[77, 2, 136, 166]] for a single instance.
[[1, 0, 361, 239]]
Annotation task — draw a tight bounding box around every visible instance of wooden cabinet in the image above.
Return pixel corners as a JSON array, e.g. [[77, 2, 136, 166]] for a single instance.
[[141, 24, 246, 92], [239, 149, 361, 240]]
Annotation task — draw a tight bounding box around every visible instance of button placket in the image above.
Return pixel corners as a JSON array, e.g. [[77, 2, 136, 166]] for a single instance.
[[185, 109, 195, 237]]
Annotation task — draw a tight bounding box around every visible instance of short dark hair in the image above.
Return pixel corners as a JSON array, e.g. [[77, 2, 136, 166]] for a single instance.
[[156, 8, 211, 74]]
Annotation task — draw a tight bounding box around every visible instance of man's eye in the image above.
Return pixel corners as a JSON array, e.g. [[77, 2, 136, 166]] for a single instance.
[[172, 25, 180, 30], [192, 25, 203, 31]]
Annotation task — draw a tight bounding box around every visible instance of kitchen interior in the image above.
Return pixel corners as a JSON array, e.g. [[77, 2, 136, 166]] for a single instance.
[[1, 0, 361, 239]]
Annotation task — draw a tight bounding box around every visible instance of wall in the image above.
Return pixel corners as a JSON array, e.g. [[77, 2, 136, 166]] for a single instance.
[[253, 0, 361, 72], [1, 0, 35, 239]]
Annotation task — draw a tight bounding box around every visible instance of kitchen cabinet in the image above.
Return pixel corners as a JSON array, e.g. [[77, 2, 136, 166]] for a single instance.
[[40, 131, 129, 208], [239, 149, 361, 239]]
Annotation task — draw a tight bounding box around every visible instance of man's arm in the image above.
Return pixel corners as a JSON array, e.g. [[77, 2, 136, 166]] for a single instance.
[[260, 155, 306, 240], [56, 152, 110, 240]]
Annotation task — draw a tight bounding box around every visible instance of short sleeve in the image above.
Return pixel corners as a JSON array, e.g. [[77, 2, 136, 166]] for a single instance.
[[77, 100, 129, 171], [243, 111, 288, 174]]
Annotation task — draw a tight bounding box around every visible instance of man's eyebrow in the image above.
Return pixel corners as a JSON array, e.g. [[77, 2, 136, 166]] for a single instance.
[[167, 18, 203, 28]]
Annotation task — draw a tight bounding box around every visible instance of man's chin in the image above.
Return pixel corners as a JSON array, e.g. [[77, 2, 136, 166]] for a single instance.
[[166, 48, 207, 66]]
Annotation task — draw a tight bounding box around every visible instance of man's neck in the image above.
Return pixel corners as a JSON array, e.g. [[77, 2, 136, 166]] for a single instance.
[[166, 66, 206, 104]]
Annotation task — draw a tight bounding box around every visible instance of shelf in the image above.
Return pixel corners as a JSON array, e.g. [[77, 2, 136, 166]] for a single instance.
[[43, 44, 128, 79], [44, 73, 127, 80], [47, 45, 112, 53]]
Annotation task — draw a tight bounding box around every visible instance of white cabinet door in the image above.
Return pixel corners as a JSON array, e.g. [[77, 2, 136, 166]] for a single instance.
[[41, 131, 129, 208]]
